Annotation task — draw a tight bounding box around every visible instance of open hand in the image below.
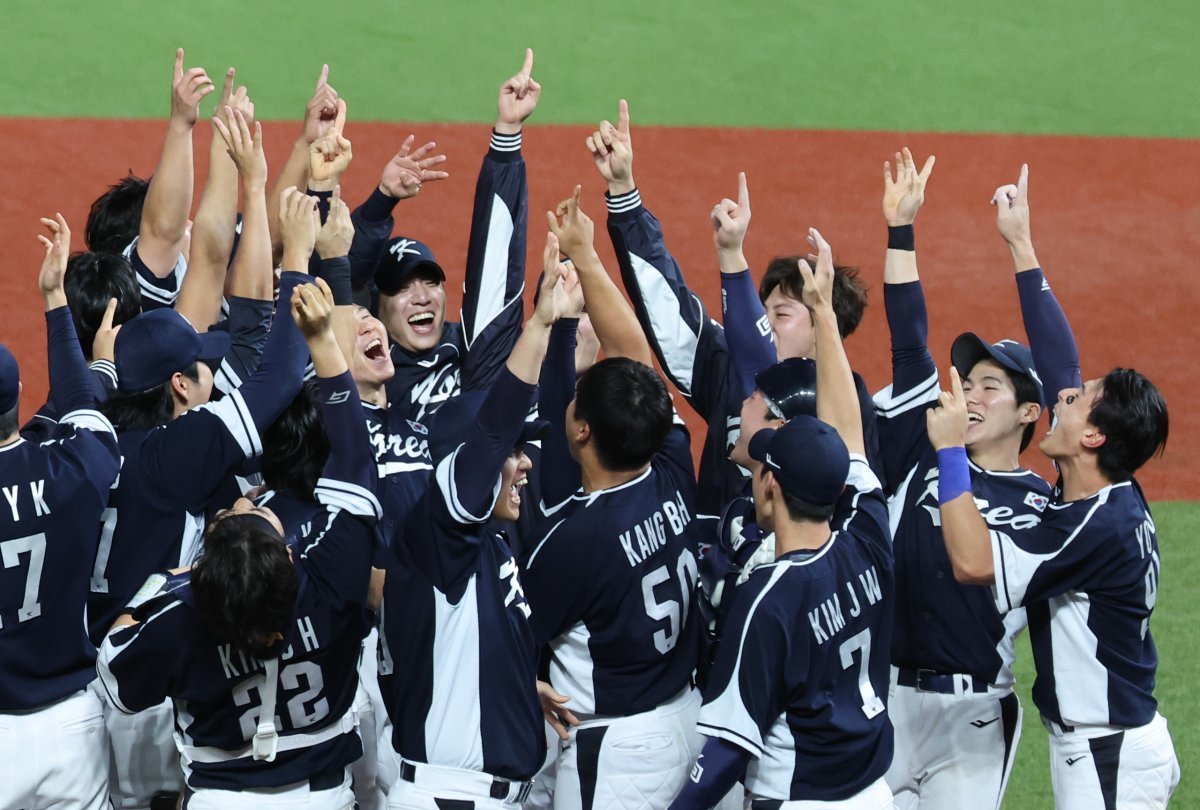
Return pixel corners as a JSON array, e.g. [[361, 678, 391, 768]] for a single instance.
[[379, 135, 449, 199], [537, 680, 579, 743], [213, 106, 266, 187], [37, 213, 71, 299], [795, 227, 834, 312], [882, 147, 935, 226]]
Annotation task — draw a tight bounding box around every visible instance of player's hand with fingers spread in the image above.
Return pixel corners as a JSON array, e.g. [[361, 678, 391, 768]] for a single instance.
[[303, 64, 341, 145], [37, 213, 72, 308], [711, 171, 751, 259], [536, 680, 579, 743], [882, 147, 935, 226], [170, 48, 215, 128], [588, 99, 634, 195], [546, 185, 596, 262], [213, 105, 267, 189], [279, 187, 321, 269], [496, 48, 541, 135], [379, 135, 450, 200], [926, 367, 969, 450], [796, 227, 835, 313], [316, 186, 355, 259], [92, 298, 122, 363]]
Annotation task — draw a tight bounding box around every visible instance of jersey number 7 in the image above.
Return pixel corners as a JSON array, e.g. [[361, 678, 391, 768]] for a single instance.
[[839, 628, 885, 719], [0, 533, 47, 629]]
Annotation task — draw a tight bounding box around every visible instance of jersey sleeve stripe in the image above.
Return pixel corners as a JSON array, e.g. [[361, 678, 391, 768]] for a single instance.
[[628, 253, 702, 395], [695, 723, 765, 757], [195, 389, 263, 459], [59, 408, 117, 438], [435, 448, 500, 526], [89, 359, 118, 388], [213, 358, 243, 396], [464, 196, 518, 348], [606, 189, 643, 214], [489, 131, 522, 152], [992, 530, 1014, 613], [846, 455, 882, 494], [96, 600, 185, 715], [872, 371, 939, 418], [314, 479, 383, 519]]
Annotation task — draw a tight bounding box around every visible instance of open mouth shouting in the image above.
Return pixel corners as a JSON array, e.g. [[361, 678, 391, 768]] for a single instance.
[[508, 474, 529, 509], [407, 311, 437, 335]]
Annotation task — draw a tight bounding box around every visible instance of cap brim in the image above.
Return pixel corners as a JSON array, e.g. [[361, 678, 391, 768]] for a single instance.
[[197, 330, 232, 368], [747, 427, 777, 464], [519, 418, 551, 446], [951, 332, 1043, 405]]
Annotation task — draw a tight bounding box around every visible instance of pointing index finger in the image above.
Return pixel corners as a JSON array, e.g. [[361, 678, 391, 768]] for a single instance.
[[737, 171, 749, 210], [316, 64, 329, 91], [174, 48, 184, 82], [618, 99, 630, 135], [520, 48, 534, 77], [949, 366, 965, 403], [332, 98, 347, 135], [1017, 164, 1029, 204]]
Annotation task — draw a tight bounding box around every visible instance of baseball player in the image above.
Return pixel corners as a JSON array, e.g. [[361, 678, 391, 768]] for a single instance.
[[0, 214, 122, 810], [91, 190, 318, 808], [97, 279, 381, 809], [672, 230, 894, 809], [347, 50, 538, 423], [586, 101, 882, 545], [86, 49, 214, 311], [873, 150, 1050, 809], [929, 165, 1178, 809], [520, 189, 703, 809], [376, 241, 570, 809]]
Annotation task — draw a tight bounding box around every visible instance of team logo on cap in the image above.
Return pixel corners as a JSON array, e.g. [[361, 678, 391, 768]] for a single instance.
[[389, 238, 422, 258]]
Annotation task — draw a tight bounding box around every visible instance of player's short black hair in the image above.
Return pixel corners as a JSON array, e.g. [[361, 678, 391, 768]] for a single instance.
[[192, 514, 297, 660], [573, 357, 672, 471], [86, 174, 149, 254], [1089, 368, 1168, 482], [759, 257, 868, 338], [0, 404, 18, 439], [1007, 370, 1042, 452], [101, 362, 201, 432], [261, 382, 329, 501], [64, 251, 142, 360]]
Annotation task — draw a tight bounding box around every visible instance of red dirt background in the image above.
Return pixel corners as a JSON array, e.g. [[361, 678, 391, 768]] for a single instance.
[[1, 119, 1195, 497]]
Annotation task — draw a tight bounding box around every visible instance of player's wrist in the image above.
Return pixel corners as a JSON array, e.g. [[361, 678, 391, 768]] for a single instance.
[[493, 121, 522, 136], [607, 177, 636, 197], [936, 446, 971, 503], [281, 248, 312, 271], [887, 224, 915, 251], [717, 248, 748, 275]]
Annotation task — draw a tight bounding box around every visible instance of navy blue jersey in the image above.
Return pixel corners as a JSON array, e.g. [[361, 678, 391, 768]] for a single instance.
[[97, 371, 382, 791], [382, 131, 528, 423], [379, 371, 544, 780], [210, 296, 273, 396], [522, 425, 703, 718], [21, 360, 118, 443], [363, 400, 433, 554], [992, 481, 1162, 729], [0, 408, 120, 709], [877, 280, 1051, 685], [605, 189, 884, 543], [123, 237, 185, 311], [697, 457, 894, 802]]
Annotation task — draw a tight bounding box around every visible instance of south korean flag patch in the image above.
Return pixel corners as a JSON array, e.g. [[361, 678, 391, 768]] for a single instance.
[[1024, 491, 1049, 512]]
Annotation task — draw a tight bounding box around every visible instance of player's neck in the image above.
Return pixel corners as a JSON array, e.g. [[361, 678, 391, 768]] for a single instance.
[[966, 438, 1022, 472], [357, 380, 387, 408], [774, 520, 832, 555], [1055, 455, 1112, 502], [579, 459, 649, 494], [0, 431, 18, 447]]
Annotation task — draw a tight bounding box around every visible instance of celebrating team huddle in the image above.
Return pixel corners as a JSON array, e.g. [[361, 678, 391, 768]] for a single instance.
[[0, 46, 1180, 810]]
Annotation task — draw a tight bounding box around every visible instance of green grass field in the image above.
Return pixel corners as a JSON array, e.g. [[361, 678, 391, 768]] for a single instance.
[[0, 2, 1194, 806]]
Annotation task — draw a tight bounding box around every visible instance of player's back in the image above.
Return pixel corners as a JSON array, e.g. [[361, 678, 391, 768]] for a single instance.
[[704, 522, 895, 801], [0, 413, 119, 709], [524, 429, 702, 718]]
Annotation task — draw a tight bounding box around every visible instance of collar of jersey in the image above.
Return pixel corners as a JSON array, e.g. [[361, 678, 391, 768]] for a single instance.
[[0, 438, 27, 453], [773, 532, 839, 566], [966, 457, 1039, 478], [570, 465, 653, 501], [1047, 479, 1129, 510]]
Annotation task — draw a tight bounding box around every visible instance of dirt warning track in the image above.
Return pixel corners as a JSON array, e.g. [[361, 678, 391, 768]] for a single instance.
[[1, 118, 1195, 497]]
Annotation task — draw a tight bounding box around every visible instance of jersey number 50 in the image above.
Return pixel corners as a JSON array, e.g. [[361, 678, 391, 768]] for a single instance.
[[641, 549, 699, 655]]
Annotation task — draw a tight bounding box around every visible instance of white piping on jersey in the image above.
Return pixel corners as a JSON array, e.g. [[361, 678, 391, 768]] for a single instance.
[[300, 509, 338, 559], [873, 370, 939, 418], [378, 460, 434, 478], [89, 359, 118, 389], [524, 518, 568, 569], [967, 458, 1046, 479], [96, 598, 187, 715], [464, 194, 519, 350], [61, 408, 117, 438], [628, 251, 702, 396], [436, 447, 502, 526], [1045, 481, 1129, 511], [315, 477, 383, 519], [214, 357, 243, 396], [195, 388, 262, 459], [124, 236, 187, 305], [0, 438, 27, 453], [528, 467, 655, 569]]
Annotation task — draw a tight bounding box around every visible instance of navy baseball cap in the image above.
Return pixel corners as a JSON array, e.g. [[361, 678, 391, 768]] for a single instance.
[[428, 390, 550, 463], [755, 358, 817, 421], [376, 236, 445, 296], [115, 309, 231, 393], [0, 344, 19, 413], [951, 333, 1045, 407], [748, 416, 850, 508]]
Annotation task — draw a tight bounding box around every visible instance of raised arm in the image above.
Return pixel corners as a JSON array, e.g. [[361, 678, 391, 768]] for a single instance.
[[712, 171, 775, 398], [37, 214, 95, 416], [549, 185, 654, 367], [137, 49, 214, 277], [801, 229, 864, 456], [996, 164, 1081, 403]]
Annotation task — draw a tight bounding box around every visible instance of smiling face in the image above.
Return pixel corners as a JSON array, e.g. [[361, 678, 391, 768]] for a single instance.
[[1040, 378, 1104, 461], [765, 287, 815, 360], [729, 390, 784, 468], [493, 448, 533, 521], [962, 359, 1038, 453], [350, 306, 396, 389], [379, 273, 447, 354]]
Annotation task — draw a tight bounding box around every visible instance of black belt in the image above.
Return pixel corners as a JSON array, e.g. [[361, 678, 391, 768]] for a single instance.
[[179, 766, 342, 806], [897, 667, 989, 695], [399, 760, 533, 803]]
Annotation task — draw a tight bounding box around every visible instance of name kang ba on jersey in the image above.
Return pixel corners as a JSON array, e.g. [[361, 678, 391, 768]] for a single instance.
[[218, 615, 321, 680], [809, 565, 885, 645], [619, 491, 692, 568]]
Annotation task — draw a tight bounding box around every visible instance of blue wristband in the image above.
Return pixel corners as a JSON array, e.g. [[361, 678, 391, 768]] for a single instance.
[[937, 446, 972, 504]]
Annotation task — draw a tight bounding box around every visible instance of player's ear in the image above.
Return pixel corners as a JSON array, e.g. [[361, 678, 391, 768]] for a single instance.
[[1019, 402, 1041, 425], [169, 371, 190, 404], [1081, 426, 1106, 451]]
